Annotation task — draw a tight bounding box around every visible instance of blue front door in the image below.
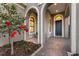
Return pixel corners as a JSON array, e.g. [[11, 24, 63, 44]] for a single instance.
[[55, 20, 62, 36]]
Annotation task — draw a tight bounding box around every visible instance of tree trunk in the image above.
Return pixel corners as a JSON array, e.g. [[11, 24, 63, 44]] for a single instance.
[[8, 30, 14, 55], [11, 42, 13, 55]]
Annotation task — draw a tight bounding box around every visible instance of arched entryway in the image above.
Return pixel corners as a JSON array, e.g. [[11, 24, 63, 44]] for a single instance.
[[39, 3, 71, 55], [24, 7, 39, 44], [41, 3, 71, 43]]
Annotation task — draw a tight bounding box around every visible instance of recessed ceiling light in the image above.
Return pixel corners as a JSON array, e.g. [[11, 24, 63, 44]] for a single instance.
[[56, 10, 58, 12]]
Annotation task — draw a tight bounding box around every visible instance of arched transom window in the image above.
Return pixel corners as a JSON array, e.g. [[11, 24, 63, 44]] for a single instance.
[[54, 14, 63, 21]]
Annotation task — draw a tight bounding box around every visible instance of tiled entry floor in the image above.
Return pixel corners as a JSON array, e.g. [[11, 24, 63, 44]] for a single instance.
[[35, 37, 71, 56]]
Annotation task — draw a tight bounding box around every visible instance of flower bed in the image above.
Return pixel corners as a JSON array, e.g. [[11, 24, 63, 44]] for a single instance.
[[0, 40, 41, 56]]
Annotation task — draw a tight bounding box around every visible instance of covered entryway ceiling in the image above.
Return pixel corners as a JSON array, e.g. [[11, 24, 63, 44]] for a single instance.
[[48, 3, 67, 14]]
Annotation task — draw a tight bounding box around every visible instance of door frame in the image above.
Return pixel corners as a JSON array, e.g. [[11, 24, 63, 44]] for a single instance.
[[55, 20, 62, 36], [54, 14, 64, 37]]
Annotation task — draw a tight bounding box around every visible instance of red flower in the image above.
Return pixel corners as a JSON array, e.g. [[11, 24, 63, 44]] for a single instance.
[[10, 31, 17, 38], [19, 25, 25, 30], [25, 29, 28, 32], [5, 21, 11, 27]]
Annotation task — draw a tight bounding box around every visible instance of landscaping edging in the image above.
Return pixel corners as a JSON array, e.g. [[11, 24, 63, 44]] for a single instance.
[[31, 45, 43, 56]]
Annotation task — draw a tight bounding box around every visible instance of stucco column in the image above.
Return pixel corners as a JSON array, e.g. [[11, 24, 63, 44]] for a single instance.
[[71, 3, 76, 54], [41, 4, 45, 46], [24, 17, 29, 41], [37, 9, 40, 44]]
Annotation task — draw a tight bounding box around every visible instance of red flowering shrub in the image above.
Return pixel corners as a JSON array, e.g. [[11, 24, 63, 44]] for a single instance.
[[5, 21, 11, 27]]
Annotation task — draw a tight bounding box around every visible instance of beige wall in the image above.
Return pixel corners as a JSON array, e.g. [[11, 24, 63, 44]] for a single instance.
[[65, 16, 70, 38]]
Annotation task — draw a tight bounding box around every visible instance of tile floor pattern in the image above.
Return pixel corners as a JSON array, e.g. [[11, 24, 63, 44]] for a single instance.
[[35, 37, 71, 56]]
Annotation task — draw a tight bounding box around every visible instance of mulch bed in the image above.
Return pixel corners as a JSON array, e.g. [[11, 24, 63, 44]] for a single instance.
[[0, 40, 41, 56]]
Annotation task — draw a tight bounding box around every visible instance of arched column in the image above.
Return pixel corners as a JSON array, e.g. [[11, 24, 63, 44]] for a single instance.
[[41, 4, 47, 45], [24, 6, 40, 44], [71, 3, 76, 54]]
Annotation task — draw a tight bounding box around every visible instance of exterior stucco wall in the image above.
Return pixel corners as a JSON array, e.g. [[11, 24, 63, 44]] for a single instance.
[[76, 3, 79, 54], [44, 10, 49, 40], [0, 32, 24, 47], [16, 4, 26, 17], [46, 11, 54, 38], [65, 16, 70, 38]]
